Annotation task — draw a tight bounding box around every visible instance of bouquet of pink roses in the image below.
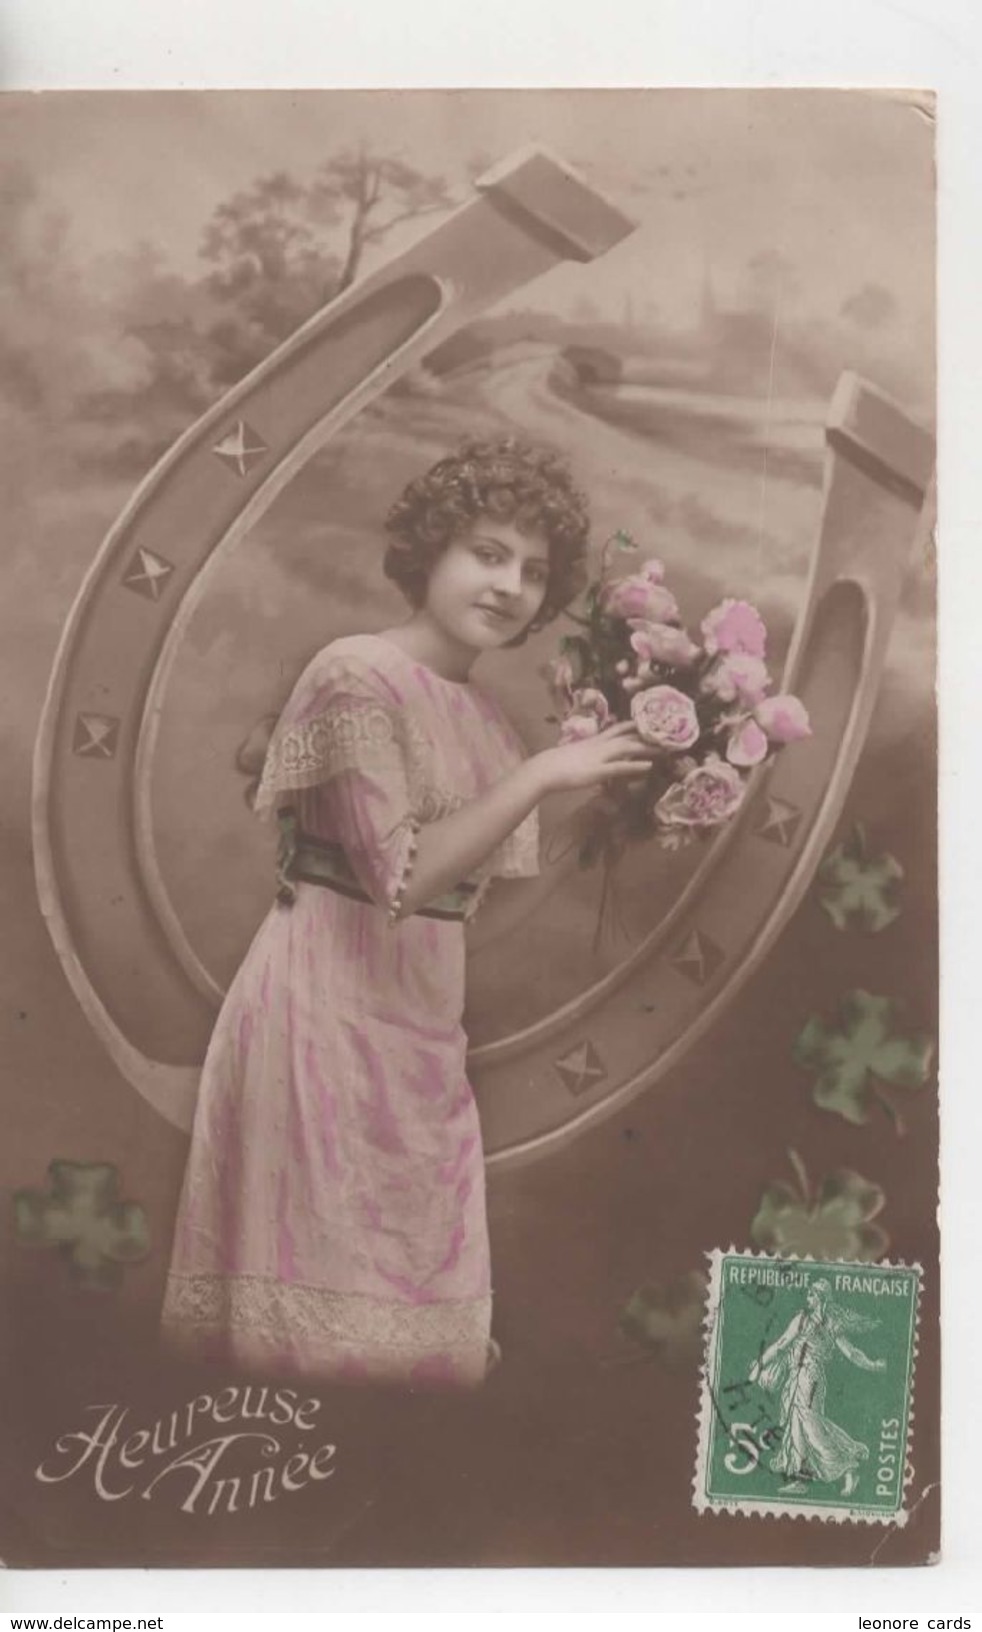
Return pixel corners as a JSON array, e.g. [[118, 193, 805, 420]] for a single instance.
[[548, 532, 811, 865]]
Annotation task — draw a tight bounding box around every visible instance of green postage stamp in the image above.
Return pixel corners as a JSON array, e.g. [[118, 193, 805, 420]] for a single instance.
[[694, 1250, 921, 1524]]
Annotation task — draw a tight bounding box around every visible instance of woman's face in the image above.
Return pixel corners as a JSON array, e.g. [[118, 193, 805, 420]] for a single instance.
[[422, 519, 551, 653]]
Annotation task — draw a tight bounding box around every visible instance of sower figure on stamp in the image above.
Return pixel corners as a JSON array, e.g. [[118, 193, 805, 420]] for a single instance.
[[749, 1279, 887, 1496]]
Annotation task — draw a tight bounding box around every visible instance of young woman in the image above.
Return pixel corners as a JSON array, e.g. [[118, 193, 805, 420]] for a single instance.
[[160, 438, 654, 1388]]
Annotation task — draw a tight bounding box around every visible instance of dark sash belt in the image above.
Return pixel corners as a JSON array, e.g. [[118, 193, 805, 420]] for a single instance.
[[275, 808, 477, 921]]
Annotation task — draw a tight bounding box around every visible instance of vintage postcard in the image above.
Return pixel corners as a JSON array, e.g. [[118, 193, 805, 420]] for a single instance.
[[0, 88, 937, 1567]]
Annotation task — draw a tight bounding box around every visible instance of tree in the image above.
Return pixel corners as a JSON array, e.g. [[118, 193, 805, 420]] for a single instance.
[[52, 148, 458, 469], [199, 170, 343, 387], [315, 149, 457, 296], [196, 150, 456, 389]]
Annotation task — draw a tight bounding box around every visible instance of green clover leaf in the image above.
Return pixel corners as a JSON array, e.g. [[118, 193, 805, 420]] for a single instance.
[[794, 989, 934, 1130], [817, 824, 904, 932], [618, 1270, 707, 1369], [751, 1150, 889, 1262], [13, 1161, 150, 1291]]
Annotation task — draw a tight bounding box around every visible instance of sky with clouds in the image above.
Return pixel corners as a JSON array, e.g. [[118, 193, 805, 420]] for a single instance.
[[2, 87, 934, 338]]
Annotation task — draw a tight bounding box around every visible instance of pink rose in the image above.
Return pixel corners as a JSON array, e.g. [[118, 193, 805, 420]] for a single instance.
[[755, 694, 811, 743], [629, 619, 701, 669], [726, 718, 769, 767], [570, 687, 611, 726], [701, 599, 767, 659], [560, 713, 603, 743], [654, 756, 746, 830], [630, 685, 700, 751], [701, 653, 771, 705], [601, 574, 680, 624], [640, 556, 667, 584], [559, 686, 611, 742]]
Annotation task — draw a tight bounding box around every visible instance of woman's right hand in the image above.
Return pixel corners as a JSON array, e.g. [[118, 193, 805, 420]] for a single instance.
[[535, 722, 657, 794]]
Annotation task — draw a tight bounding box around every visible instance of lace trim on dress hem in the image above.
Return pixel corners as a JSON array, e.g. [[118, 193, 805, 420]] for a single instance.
[[161, 1272, 492, 1360]]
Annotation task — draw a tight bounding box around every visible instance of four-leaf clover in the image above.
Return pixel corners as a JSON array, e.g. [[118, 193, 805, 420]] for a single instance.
[[13, 1161, 150, 1291], [617, 1270, 708, 1369], [794, 989, 934, 1132], [817, 824, 904, 932], [750, 1150, 889, 1262]]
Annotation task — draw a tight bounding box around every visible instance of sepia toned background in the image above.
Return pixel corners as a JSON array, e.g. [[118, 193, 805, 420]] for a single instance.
[[0, 88, 937, 1566]]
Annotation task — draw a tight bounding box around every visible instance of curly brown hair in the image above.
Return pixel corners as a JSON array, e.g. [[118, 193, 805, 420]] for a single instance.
[[383, 437, 590, 642]]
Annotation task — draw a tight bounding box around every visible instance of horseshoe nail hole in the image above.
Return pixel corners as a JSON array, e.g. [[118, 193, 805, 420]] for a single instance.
[[622, 1127, 640, 1143]]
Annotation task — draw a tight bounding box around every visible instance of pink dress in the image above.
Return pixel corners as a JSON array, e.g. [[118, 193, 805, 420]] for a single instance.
[[160, 635, 538, 1388]]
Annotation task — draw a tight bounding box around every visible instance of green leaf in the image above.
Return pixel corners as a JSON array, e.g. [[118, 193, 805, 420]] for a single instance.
[[107, 1203, 152, 1261], [786, 1147, 811, 1206], [618, 1271, 707, 1369], [751, 1159, 889, 1261], [12, 1160, 150, 1289], [793, 990, 934, 1128], [818, 826, 904, 932], [11, 1191, 50, 1247], [869, 1033, 935, 1091]]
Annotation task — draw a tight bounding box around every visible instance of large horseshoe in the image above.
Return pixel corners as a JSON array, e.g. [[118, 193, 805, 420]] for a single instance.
[[32, 147, 636, 1133], [33, 150, 934, 1167], [478, 371, 935, 1165]]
